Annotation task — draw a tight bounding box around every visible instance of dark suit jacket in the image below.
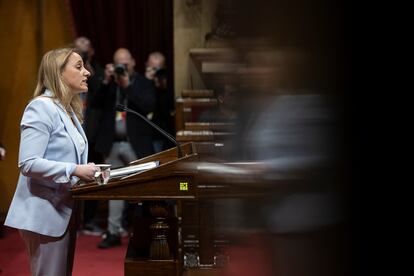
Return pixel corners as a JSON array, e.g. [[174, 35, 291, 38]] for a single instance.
[[90, 73, 156, 159]]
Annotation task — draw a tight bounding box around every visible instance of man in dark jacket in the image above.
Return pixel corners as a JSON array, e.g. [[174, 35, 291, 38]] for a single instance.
[[89, 48, 156, 248], [144, 51, 175, 152]]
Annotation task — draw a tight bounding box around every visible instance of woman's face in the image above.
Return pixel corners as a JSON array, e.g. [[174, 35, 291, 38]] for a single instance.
[[61, 52, 90, 94]]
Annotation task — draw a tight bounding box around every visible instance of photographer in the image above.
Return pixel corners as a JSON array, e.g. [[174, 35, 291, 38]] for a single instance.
[[145, 52, 175, 152], [89, 48, 156, 248]]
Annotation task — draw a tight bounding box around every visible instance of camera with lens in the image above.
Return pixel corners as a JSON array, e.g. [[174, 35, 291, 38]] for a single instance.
[[114, 64, 127, 75], [154, 68, 167, 79]]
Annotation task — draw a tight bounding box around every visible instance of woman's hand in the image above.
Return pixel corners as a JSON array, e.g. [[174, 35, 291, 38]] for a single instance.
[[0, 147, 6, 160], [102, 63, 114, 85], [73, 163, 97, 181]]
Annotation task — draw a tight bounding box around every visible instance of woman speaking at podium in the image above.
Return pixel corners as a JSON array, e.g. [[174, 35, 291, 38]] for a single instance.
[[4, 48, 97, 276]]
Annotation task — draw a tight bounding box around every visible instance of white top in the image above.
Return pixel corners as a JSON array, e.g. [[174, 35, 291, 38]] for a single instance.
[[73, 126, 86, 155], [68, 111, 86, 155]]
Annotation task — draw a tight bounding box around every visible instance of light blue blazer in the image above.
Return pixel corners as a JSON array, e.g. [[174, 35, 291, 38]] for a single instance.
[[5, 90, 88, 237]]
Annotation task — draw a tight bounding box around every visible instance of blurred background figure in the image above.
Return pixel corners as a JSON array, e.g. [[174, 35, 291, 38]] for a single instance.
[[210, 0, 351, 275], [74, 36, 105, 237], [89, 47, 156, 249], [145, 51, 175, 153]]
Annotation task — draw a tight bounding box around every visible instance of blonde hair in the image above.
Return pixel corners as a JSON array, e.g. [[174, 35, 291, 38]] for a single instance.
[[33, 47, 84, 123]]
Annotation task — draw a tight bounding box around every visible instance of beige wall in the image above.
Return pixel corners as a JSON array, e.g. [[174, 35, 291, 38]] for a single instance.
[[0, 0, 73, 212], [173, 0, 217, 97]]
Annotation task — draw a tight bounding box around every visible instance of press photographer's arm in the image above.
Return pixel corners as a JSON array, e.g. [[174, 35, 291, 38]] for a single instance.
[[113, 63, 130, 89], [102, 63, 115, 85]]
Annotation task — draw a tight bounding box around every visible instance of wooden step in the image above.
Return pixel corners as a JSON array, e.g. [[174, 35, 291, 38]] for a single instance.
[[182, 90, 215, 98], [176, 97, 217, 107], [184, 122, 235, 131], [176, 130, 235, 142]]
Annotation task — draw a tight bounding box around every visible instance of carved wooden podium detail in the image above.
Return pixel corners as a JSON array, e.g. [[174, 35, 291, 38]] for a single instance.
[[72, 141, 276, 275], [72, 142, 219, 276]]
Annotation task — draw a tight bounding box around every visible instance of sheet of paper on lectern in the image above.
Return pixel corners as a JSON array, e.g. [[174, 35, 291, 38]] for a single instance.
[[110, 161, 159, 178]]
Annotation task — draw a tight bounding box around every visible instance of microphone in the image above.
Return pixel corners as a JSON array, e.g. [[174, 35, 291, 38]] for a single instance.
[[115, 104, 183, 158]]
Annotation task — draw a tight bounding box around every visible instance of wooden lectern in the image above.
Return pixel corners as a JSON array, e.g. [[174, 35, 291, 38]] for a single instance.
[[71, 142, 229, 276]]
